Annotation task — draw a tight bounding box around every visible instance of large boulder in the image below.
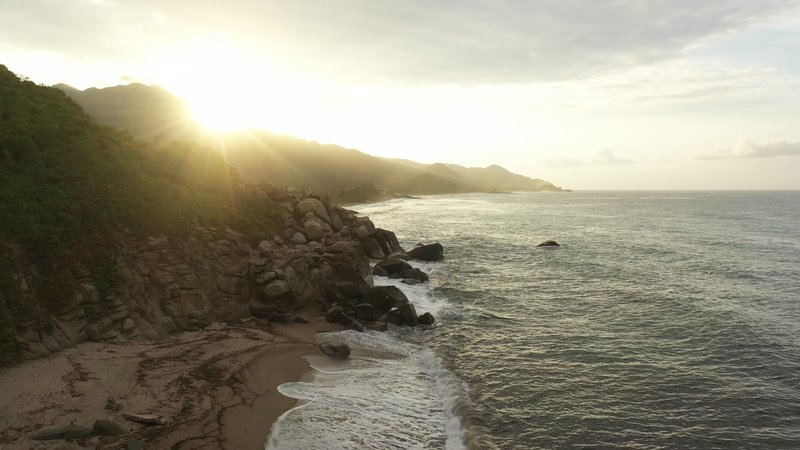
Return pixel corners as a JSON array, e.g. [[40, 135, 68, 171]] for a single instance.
[[362, 237, 386, 259], [375, 228, 403, 254], [290, 232, 307, 245], [385, 309, 404, 325], [398, 303, 419, 327], [389, 268, 429, 282], [407, 243, 444, 261], [363, 286, 409, 315], [331, 264, 370, 299], [296, 198, 331, 223], [304, 218, 326, 241], [355, 303, 380, 321], [263, 280, 290, 299], [374, 258, 412, 276]]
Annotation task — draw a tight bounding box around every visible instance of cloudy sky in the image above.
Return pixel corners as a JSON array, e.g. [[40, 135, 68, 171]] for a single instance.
[[2, 0, 800, 189]]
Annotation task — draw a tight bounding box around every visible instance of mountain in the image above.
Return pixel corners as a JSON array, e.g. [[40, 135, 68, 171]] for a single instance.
[[0, 64, 407, 368], [56, 84, 568, 202]]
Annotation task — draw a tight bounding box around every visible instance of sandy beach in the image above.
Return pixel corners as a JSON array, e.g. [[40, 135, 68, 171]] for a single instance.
[[0, 317, 342, 449]]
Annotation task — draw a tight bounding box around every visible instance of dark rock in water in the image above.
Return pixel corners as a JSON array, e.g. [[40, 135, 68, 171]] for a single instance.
[[398, 303, 418, 326], [364, 286, 409, 314], [372, 265, 389, 277], [390, 268, 428, 282], [402, 279, 422, 285], [374, 258, 413, 276], [536, 240, 560, 247], [346, 318, 366, 332], [355, 303, 380, 321], [318, 341, 351, 359], [407, 243, 444, 261], [385, 309, 404, 326], [93, 419, 126, 436], [375, 228, 403, 253], [364, 320, 388, 331], [417, 312, 435, 326], [29, 425, 93, 440]]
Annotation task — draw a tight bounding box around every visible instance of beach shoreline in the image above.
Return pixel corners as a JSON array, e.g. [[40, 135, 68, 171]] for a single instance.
[[0, 318, 341, 449]]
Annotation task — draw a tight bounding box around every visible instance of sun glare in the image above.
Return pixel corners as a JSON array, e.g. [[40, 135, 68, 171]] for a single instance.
[[152, 37, 310, 133]]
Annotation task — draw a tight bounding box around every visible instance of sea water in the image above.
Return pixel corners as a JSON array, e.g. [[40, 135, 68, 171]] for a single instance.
[[267, 191, 800, 449]]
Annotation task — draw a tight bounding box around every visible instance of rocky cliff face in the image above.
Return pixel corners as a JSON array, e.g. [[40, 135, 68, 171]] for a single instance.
[[6, 188, 401, 364]]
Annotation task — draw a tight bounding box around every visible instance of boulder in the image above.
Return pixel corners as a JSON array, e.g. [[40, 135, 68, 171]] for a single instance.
[[296, 198, 331, 223], [375, 229, 402, 253], [318, 341, 351, 359], [536, 240, 560, 247], [93, 419, 126, 436], [385, 309, 404, 326], [374, 258, 412, 276], [417, 312, 435, 326], [389, 268, 428, 282], [331, 264, 370, 298], [402, 279, 422, 285], [363, 286, 409, 315], [263, 280, 290, 299], [398, 303, 418, 327], [29, 425, 93, 441], [304, 219, 325, 241], [362, 237, 386, 259], [325, 306, 345, 323], [407, 243, 444, 261], [355, 303, 380, 321], [290, 232, 307, 245], [372, 265, 389, 277]]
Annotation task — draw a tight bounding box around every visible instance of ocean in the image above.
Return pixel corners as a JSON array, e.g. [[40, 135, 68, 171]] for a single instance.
[[266, 191, 800, 449]]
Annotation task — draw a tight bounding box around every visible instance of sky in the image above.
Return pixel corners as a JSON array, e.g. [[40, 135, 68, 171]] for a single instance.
[[2, 0, 800, 190]]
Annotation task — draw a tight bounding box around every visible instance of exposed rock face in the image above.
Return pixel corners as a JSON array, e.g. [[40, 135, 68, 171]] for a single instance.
[[407, 243, 444, 261], [3, 189, 391, 365]]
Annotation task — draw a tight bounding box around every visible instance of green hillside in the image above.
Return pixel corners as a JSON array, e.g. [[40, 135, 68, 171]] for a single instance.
[[0, 65, 282, 363]]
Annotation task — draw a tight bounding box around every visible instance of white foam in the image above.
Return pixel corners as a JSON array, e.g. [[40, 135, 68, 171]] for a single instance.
[[266, 275, 466, 450]]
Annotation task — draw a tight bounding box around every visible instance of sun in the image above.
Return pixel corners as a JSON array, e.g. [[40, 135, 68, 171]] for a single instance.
[[151, 37, 301, 133]]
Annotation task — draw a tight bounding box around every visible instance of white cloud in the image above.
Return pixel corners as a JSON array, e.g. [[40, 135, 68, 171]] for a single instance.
[[701, 140, 800, 159]]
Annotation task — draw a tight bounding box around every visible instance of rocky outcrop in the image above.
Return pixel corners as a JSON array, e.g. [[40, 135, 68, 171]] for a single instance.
[[2, 189, 395, 365]]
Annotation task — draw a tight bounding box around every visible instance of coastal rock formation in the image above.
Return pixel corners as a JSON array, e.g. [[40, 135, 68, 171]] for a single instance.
[[318, 341, 351, 359], [407, 243, 444, 261], [1, 189, 395, 365]]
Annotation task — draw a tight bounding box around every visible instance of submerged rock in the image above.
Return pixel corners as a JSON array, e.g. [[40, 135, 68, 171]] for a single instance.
[[536, 240, 560, 247], [29, 425, 93, 441], [318, 341, 351, 359], [93, 419, 126, 436], [417, 312, 435, 326]]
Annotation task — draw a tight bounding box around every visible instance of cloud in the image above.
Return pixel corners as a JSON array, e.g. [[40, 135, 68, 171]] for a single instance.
[[593, 149, 633, 165], [701, 140, 800, 159], [1, 0, 797, 84], [543, 149, 633, 167]]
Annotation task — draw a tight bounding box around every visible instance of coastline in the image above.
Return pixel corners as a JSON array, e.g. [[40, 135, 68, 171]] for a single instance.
[[0, 318, 341, 449]]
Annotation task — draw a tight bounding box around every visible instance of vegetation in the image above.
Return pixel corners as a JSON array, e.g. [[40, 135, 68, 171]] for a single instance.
[[0, 65, 283, 360]]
